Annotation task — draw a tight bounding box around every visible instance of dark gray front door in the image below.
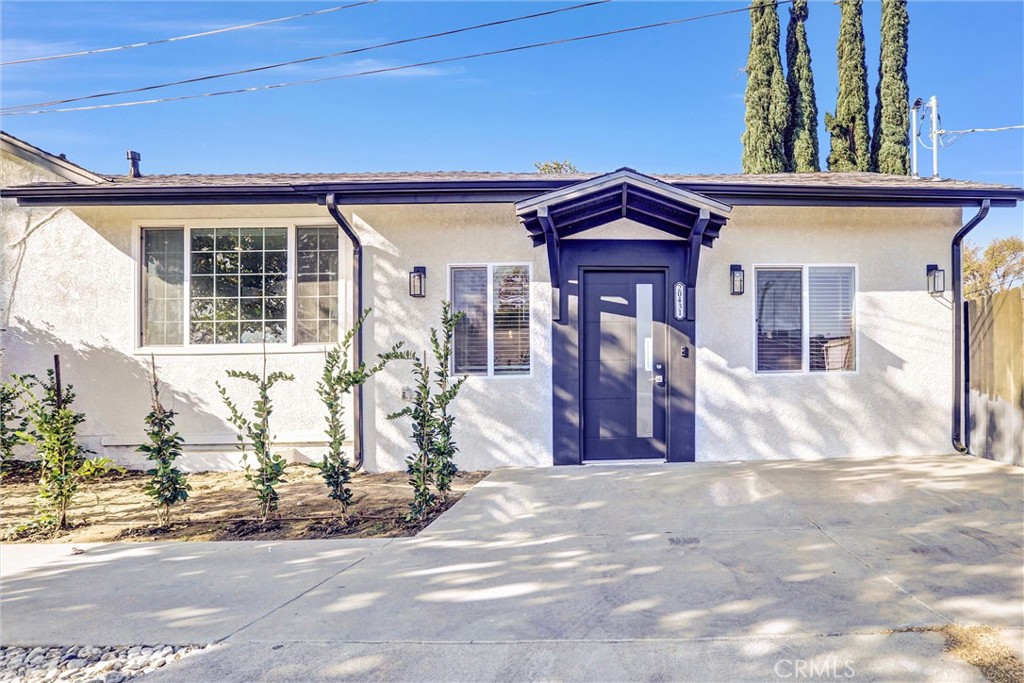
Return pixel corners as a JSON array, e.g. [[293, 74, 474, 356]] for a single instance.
[[581, 270, 668, 461]]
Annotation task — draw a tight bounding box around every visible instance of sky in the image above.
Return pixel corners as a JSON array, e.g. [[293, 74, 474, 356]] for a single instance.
[[2, 0, 1022, 243]]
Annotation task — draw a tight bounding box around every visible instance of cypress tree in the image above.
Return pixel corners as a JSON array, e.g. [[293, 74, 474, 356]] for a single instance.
[[870, 0, 910, 174], [825, 0, 871, 172], [784, 0, 820, 172], [741, 0, 790, 174]]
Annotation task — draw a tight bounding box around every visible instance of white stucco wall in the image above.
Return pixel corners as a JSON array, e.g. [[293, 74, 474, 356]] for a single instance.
[[341, 203, 553, 471], [3, 147, 963, 469], [695, 205, 961, 460], [1, 153, 552, 472]]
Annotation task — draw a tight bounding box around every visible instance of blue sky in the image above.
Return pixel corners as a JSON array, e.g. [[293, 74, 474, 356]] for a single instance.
[[2, 0, 1021, 243]]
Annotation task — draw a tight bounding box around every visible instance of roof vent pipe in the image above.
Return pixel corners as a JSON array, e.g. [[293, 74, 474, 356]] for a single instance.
[[126, 151, 141, 178]]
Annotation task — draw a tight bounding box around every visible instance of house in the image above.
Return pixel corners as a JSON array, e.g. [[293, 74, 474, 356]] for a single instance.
[[3, 131, 1022, 471]]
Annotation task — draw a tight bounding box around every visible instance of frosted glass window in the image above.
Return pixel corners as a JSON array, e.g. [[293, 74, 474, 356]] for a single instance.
[[141, 228, 184, 346], [296, 227, 339, 344]]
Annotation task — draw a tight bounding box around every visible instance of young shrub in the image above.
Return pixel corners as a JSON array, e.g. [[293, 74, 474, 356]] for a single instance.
[[389, 353, 437, 521], [138, 357, 190, 525], [427, 302, 467, 500], [316, 309, 411, 517], [216, 355, 294, 523], [15, 369, 121, 529], [388, 302, 468, 520], [0, 380, 28, 480]]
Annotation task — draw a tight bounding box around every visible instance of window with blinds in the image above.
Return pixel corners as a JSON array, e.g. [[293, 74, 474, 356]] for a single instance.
[[756, 268, 803, 372], [451, 264, 531, 376], [808, 266, 855, 372], [755, 265, 857, 373]]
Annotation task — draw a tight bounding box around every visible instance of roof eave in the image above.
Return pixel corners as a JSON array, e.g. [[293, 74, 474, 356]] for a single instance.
[[3, 179, 1021, 208]]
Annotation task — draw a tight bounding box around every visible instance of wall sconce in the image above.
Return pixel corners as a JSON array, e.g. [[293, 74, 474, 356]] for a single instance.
[[409, 266, 426, 298], [730, 265, 745, 295], [926, 264, 944, 295]]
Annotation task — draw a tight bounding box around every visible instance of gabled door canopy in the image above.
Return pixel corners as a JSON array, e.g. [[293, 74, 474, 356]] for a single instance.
[[515, 168, 732, 289]]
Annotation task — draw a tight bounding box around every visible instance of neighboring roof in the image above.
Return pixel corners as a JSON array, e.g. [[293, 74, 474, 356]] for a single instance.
[[4, 161, 1022, 208], [0, 131, 106, 185]]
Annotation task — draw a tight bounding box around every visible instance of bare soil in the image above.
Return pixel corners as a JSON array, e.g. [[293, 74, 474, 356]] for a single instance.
[[0, 461, 487, 543]]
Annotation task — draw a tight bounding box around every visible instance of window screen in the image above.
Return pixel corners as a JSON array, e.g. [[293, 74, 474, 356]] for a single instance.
[[189, 227, 287, 344], [296, 227, 339, 344], [451, 267, 488, 374], [756, 269, 803, 372], [141, 228, 184, 346], [492, 265, 530, 375], [808, 266, 855, 372], [451, 265, 531, 376]]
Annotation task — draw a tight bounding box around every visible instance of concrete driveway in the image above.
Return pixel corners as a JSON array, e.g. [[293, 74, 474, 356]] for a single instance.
[[3, 454, 1022, 681]]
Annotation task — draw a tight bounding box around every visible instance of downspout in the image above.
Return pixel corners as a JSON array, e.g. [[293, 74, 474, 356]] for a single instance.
[[325, 193, 365, 469], [951, 199, 990, 454]]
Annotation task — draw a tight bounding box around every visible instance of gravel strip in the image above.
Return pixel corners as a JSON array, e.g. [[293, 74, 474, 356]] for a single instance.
[[0, 645, 206, 683]]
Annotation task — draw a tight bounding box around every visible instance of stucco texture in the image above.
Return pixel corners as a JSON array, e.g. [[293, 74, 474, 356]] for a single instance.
[[2, 153, 552, 472], [3, 146, 964, 469], [695, 205, 962, 460]]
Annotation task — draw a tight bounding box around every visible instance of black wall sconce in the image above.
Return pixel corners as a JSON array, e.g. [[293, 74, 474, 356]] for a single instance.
[[730, 264, 745, 295], [409, 266, 426, 298], [926, 264, 944, 295]]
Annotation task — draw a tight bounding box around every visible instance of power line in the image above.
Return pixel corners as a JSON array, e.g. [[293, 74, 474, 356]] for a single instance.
[[0, 1, 377, 67], [1, 0, 611, 113], [940, 124, 1024, 135], [4, 2, 782, 116]]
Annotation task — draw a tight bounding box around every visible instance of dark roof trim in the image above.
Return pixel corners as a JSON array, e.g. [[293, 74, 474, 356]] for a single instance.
[[5, 178, 1022, 208]]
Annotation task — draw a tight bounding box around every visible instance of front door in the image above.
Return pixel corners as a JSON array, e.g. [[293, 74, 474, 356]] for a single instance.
[[581, 270, 668, 461]]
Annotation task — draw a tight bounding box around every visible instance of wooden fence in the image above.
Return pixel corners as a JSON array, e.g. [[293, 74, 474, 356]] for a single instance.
[[967, 286, 1023, 466]]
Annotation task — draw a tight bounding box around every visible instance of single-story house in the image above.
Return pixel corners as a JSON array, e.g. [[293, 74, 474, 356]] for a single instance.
[[3, 131, 1022, 471]]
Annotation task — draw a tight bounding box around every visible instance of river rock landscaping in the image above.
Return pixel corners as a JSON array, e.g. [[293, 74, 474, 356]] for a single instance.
[[0, 645, 206, 683]]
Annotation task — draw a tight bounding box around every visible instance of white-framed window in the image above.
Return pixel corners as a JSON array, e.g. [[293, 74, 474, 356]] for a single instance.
[[138, 224, 340, 349], [449, 263, 531, 376], [754, 265, 857, 374]]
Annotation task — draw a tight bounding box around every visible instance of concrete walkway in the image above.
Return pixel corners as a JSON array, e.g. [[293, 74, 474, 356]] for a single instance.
[[2, 454, 1022, 681]]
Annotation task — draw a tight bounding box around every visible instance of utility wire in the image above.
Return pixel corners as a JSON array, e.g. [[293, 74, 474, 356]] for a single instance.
[[0, 1, 377, 67], [4, 2, 784, 116], [940, 124, 1024, 135], [1, 0, 610, 113]]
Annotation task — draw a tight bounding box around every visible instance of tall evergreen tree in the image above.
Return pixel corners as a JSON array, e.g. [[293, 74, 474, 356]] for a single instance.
[[784, 0, 820, 172], [870, 0, 910, 174], [825, 0, 871, 172], [741, 0, 790, 174]]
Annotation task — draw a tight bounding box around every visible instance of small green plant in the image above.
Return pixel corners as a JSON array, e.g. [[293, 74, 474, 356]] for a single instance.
[[388, 302, 468, 520], [138, 357, 190, 525], [0, 380, 28, 480], [216, 354, 294, 522], [316, 309, 411, 517], [427, 302, 467, 500], [15, 367, 121, 529], [392, 353, 437, 520]]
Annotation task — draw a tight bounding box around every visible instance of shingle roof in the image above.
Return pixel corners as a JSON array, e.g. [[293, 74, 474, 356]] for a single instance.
[[54, 170, 1019, 192]]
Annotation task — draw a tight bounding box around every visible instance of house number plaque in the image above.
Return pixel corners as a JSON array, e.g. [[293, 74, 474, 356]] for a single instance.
[[673, 282, 686, 320]]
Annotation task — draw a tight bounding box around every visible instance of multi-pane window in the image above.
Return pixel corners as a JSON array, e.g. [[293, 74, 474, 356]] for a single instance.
[[296, 227, 340, 344], [189, 227, 288, 344], [141, 228, 184, 346], [140, 225, 341, 347], [450, 264, 531, 376], [755, 266, 856, 373]]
